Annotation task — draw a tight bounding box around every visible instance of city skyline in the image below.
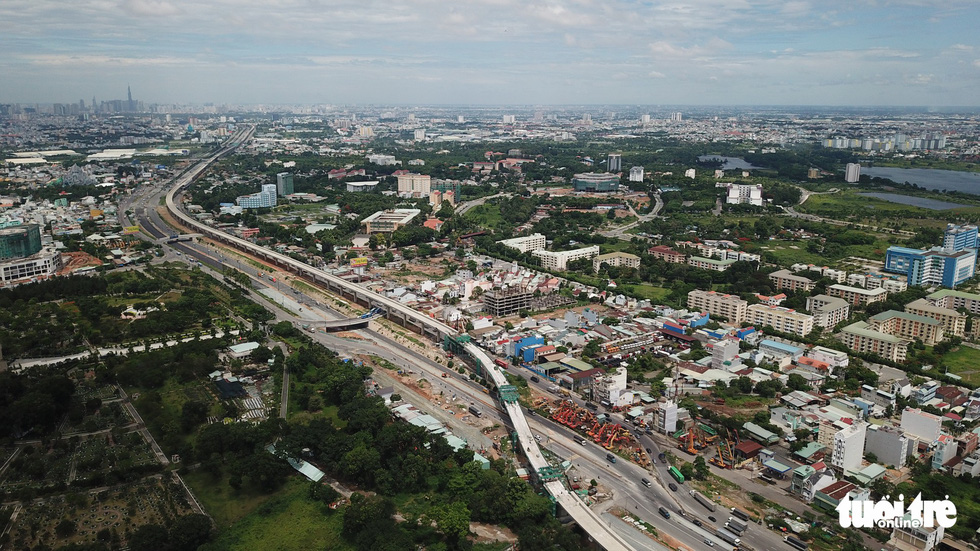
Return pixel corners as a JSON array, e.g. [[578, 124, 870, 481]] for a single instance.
[[1, 0, 978, 107]]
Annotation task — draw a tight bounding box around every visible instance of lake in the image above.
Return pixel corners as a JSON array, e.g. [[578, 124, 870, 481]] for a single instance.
[[697, 155, 761, 170], [863, 166, 980, 196], [857, 192, 969, 210]]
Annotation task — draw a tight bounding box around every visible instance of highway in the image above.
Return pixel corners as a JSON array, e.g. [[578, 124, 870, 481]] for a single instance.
[[147, 126, 635, 551], [143, 127, 800, 551]]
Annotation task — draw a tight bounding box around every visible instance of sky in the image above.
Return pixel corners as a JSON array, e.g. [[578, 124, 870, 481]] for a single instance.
[[1, 0, 979, 107]]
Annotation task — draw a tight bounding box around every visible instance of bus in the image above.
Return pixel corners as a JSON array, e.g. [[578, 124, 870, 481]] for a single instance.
[[668, 466, 684, 484], [468, 406, 482, 417], [785, 535, 808, 550]]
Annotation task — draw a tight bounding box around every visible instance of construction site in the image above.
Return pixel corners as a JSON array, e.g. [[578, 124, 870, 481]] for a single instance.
[[534, 398, 650, 467], [674, 423, 746, 470]]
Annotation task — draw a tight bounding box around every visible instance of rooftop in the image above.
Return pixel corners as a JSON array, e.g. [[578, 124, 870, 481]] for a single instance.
[[841, 321, 907, 344]]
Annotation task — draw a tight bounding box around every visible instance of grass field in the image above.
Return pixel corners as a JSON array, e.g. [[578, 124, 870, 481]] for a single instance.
[[183, 472, 307, 528], [939, 345, 980, 385], [462, 203, 504, 230], [617, 284, 670, 301], [198, 478, 354, 551]]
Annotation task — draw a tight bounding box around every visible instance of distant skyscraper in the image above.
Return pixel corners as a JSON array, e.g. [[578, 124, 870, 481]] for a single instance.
[[276, 172, 294, 196], [607, 153, 622, 172], [414, 129, 426, 141], [641, 114, 651, 124], [669, 112, 683, 121], [457, 115, 464, 123], [845, 163, 861, 183], [502, 114, 515, 124], [582, 113, 592, 125], [629, 166, 645, 182], [127, 85, 135, 112]]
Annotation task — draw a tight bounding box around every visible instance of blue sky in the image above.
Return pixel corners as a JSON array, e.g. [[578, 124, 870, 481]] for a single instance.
[[1, 0, 978, 106]]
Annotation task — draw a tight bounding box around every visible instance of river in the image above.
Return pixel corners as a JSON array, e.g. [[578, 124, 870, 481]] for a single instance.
[[697, 155, 762, 170], [857, 192, 969, 210], [863, 166, 980, 196]]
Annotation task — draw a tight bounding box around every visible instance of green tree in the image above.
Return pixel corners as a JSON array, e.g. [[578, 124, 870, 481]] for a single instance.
[[786, 373, 810, 392], [693, 455, 710, 480], [430, 501, 471, 544]]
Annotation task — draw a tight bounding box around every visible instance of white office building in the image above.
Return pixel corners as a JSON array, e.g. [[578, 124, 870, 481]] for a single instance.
[[533, 245, 600, 271], [845, 163, 861, 183], [498, 233, 546, 253]]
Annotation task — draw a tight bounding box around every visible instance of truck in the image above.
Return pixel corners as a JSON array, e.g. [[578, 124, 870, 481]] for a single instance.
[[468, 406, 482, 417], [726, 518, 747, 534], [730, 508, 749, 522], [715, 528, 741, 546], [785, 535, 808, 550], [573, 435, 587, 446], [690, 490, 716, 512]]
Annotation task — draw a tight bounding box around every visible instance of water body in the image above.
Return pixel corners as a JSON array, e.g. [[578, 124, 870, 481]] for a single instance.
[[697, 155, 762, 170], [863, 166, 980, 196], [857, 192, 968, 211]]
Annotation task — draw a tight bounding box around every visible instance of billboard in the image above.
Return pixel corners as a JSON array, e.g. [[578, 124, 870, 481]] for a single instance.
[[123, 226, 141, 234], [350, 257, 369, 268]]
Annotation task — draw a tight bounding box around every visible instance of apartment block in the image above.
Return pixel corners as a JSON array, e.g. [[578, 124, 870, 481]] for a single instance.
[[868, 310, 945, 346], [926, 288, 980, 315], [769, 269, 815, 292], [593, 251, 640, 272], [396, 173, 431, 196], [687, 290, 748, 324], [905, 298, 966, 337], [688, 255, 735, 272], [647, 245, 686, 264], [840, 321, 909, 362], [532, 245, 600, 271], [806, 294, 850, 328], [828, 284, 888, 307], [746, 304, 814, 337], [498, 233, 546, 253]]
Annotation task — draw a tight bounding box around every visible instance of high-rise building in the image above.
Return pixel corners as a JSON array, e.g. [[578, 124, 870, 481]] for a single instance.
[[845, 163, 861, 183], [942, 223, 978, 252], [0, 224, 42, 260], [629, 166, 644, 182], [884, 246, 976, 288], [414, 129, 426, 141], [396, 173, 431, 197], [641, 114, 651, 124], [276, 172, 294, 196], [502, 115, 515, 124], [607, 153, 622, 172]]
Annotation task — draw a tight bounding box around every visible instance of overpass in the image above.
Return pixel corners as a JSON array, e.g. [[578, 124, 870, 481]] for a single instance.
[[163, 127, 634, 551]]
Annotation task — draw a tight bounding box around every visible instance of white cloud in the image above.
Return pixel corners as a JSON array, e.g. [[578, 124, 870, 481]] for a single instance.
[[121, 0, 182, 17]]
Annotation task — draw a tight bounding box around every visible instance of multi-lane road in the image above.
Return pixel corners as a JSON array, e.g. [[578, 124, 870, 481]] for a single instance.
[[123, 129, 804, 551]]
